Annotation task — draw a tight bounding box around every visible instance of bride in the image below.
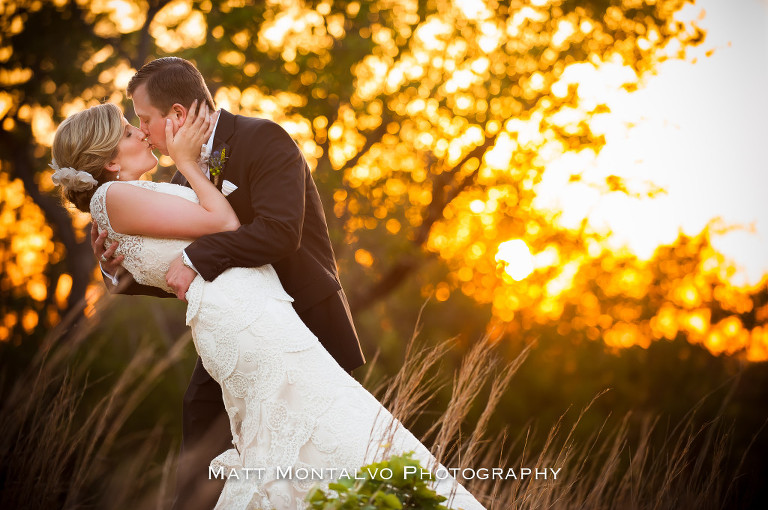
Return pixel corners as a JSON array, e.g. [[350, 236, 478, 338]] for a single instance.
[[51, 101, 486, 510]]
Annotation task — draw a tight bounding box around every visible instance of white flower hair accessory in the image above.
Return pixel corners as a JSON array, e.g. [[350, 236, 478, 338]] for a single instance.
[[50, 160, 98, 191]]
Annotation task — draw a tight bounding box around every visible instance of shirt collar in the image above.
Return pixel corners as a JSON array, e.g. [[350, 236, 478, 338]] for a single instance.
[[203, 110, 221, 156]]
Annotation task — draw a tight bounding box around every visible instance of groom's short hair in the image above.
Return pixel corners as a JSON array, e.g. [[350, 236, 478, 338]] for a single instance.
[[127, 57, 215, 114]]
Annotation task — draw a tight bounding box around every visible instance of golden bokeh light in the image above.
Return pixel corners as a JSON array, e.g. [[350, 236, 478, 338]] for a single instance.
[[496, 240, 534, 281], [55, 274, 73, 309], [2, 0, 765, 364], [150, 0, 207, 52], [88, 0, 147, 35]]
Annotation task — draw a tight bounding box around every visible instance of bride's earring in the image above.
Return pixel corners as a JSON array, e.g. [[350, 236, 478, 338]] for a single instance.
[[117, 169, 120, 180]]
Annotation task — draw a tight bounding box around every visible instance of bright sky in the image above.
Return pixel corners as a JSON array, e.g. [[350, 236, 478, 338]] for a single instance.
[[534, 0, 768, 286]]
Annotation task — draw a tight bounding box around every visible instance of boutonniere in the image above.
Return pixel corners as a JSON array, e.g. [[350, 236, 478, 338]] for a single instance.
[[209, 148, 229, 187]]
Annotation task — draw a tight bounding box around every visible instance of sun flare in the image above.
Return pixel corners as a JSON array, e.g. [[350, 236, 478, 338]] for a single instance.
[[496, 240, 534, 281]]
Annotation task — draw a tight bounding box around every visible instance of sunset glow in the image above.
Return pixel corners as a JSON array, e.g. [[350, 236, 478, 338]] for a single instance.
[[496, 240, 535, 281], [2, 0, 767, 362]]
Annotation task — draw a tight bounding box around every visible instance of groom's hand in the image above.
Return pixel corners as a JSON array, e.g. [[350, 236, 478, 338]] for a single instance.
[[166, 254, 196, 302], [91, 221, 123, 277]]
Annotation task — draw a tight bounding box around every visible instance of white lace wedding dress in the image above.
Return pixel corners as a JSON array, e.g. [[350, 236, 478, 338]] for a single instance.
[[90, 180, 486, 510]]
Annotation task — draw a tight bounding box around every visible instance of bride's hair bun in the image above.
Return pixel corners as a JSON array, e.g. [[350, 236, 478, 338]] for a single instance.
[[51, 103, 123, 213]]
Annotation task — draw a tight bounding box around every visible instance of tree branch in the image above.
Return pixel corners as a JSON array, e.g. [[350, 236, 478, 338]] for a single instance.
[[414, 133, 498, 245], [344, 115, 390, 171], [351, 134, 499, 313], [133, 0, 172, 68], [349, 256, 424, 314], [328, 114, 390, 258]]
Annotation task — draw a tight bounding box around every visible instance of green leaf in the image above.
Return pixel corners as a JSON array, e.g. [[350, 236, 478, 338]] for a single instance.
[[383, 493, 403, 508], [328, 482, 349, 493]]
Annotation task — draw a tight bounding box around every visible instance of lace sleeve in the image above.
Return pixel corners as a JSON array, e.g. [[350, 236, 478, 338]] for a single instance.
[[89, 181, 115, 235], [87, 180, 198, 292], [88, 181, 146, 281]]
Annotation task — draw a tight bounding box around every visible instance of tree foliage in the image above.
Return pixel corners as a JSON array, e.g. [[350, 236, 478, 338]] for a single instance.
[[2, 0, 766, 364], [2, 0, 717, 346]]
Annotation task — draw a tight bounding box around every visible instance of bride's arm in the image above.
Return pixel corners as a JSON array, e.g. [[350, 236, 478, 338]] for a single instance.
[[106, 102, 240, 238]]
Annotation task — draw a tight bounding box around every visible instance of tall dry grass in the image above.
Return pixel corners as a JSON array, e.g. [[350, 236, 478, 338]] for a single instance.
[[0, 292, 187, 509], [0, 294, 758, 509], [374, 321, 758, 510]]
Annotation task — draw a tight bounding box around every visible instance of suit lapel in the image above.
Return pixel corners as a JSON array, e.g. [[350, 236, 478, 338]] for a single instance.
[[209, 110, 236, 190], [213, 108, 235, 144], [173, 110, 235, 190], [209, 141, 231, 190]]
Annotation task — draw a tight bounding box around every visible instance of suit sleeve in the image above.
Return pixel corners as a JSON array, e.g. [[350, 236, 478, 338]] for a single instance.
[[184, 121, 306, 281]]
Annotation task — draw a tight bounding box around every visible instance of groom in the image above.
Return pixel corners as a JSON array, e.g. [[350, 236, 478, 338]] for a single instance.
[[93, 57, 365, 509]]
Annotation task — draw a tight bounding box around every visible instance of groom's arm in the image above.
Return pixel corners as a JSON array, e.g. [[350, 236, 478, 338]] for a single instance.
[[184, 121, 305, 280]]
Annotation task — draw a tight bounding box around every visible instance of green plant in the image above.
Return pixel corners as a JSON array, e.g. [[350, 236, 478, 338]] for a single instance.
[[306, 452, 449, 510]]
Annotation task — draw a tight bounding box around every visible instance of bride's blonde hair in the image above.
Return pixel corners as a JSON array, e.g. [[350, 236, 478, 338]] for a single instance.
[[51, 103, 123, 213]]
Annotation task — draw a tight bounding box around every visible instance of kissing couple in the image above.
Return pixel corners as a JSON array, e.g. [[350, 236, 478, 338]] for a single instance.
[[51, 57, 485, 510]]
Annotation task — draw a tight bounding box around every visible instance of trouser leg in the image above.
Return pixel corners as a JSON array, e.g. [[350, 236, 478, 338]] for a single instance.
[[172, 357, 231, 510]]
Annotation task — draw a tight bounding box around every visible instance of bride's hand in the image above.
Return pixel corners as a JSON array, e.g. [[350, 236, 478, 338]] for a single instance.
[[165, 100, 214, 171]]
